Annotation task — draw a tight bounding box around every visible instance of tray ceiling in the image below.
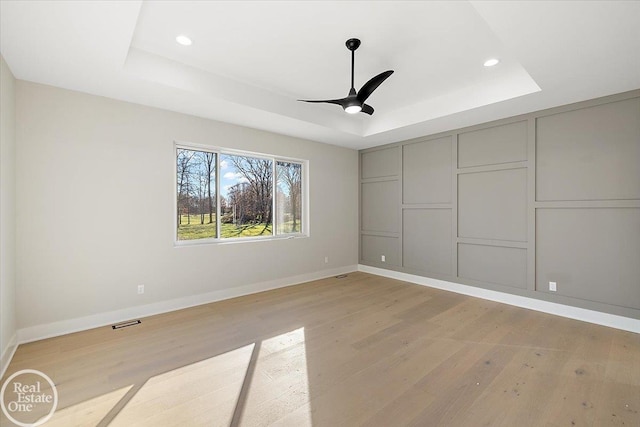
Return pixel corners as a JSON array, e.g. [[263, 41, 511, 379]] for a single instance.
[[1, 1, 639, 149]]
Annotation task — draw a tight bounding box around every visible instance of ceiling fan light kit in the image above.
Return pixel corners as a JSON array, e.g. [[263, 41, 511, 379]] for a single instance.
[[299, 38, 394, 116]]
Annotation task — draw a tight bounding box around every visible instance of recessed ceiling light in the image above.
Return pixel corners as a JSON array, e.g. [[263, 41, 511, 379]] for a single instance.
[[176, 35, 192, 46], [483, 58, 500, 67]]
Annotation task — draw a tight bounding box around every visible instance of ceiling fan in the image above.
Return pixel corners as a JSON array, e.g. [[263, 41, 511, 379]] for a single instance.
[[299, 38, 394, 115]]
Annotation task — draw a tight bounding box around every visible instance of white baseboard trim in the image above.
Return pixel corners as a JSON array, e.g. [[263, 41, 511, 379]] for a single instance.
[[1, 332, 18, 379], [358, 265, 640, 334], [17, 265, 357, 345]]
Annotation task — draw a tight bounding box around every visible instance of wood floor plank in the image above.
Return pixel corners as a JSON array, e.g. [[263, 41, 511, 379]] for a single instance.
[[2, 272, 638, 427]]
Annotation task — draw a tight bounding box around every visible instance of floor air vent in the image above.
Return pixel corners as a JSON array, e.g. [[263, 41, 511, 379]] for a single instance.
[[112, 319, 141, 330], [335, 274, 348, 279]]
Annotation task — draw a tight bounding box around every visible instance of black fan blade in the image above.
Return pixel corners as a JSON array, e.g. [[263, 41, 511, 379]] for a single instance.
[[298, 98, 348, 107], [361, 104, 374, 115], [357, 70, 394, 103]]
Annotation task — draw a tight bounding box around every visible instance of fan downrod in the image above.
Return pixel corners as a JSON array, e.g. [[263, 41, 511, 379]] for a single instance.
[[346, 38, 361, 51]]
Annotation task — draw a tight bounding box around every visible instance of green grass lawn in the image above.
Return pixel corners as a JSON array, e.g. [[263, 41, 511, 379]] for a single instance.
[[177, 215, 273, 240], [277, 222, 301, 234]]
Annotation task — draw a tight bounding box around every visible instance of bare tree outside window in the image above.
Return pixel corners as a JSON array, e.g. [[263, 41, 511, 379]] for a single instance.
[[276, 161, 303, 234], [176, 148, 216, 240], [220, 154, 273, 238], [176, 145, 305, 242]]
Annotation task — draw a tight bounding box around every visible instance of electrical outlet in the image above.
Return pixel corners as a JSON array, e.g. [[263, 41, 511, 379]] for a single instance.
[[381, 255, 386, 262], [138, 285, 145, 294], [549, 281, 557, 292], [324, 256, 329, 264]]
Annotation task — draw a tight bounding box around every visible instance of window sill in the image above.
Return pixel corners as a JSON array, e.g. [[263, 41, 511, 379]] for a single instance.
[[174, 233, 309, 247]]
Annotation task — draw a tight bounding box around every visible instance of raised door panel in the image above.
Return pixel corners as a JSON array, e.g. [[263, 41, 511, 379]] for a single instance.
[[361, 147, 399, 179], [403, 136, 452, 204], [403, 209, 452, 275], [361, 180, 399, 233], [458, 244, 527, 289], [536, 97, 640, 201], [458, 121, 528, 168], [361, 235, 400, 266], [458, 168, 527, 242], [536, 208, 640, 309]]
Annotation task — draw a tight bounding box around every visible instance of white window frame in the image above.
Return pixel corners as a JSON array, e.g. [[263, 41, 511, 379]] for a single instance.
[[174, 141, 309, 246]]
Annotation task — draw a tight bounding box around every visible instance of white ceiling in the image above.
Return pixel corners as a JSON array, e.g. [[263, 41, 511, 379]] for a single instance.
[[1, 1, 639, 150]]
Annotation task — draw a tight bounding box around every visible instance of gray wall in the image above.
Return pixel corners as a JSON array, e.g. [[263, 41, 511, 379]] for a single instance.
[[1, 54, 17, 368], [15, 81, 359, 329], [360, 91, 640, 319]]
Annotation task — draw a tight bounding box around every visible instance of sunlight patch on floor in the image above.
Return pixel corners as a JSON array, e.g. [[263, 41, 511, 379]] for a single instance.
[[41, 385, 132, 427], [65, 328, 317, 426], [110, 344, 255, 427], [236, 327, 313, 426]]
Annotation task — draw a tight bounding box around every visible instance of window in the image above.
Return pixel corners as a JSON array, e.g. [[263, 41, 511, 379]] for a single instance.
[[176, 144, 306, 243], [176, 148, 217, 240], [220, 153, 273, 238], [276, 161, 303, 233]]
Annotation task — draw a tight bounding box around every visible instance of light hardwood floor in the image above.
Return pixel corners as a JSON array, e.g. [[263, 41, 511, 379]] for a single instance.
[[2, 272, 639, 426]]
